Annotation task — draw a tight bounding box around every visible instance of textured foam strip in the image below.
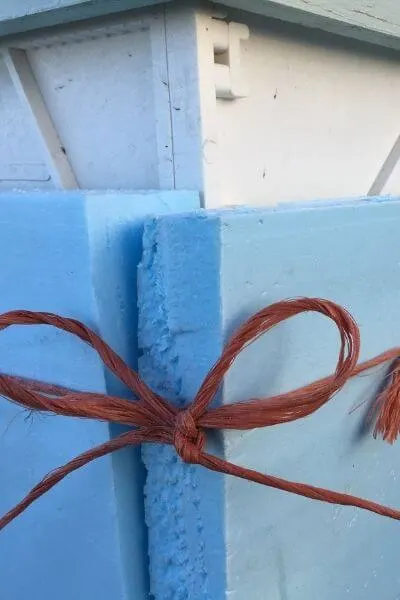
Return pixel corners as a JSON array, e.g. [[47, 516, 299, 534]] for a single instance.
[[138, 212, 225, 600]]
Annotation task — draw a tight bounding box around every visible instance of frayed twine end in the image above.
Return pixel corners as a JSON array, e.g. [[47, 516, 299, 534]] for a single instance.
[[371, 361, 400, 445]]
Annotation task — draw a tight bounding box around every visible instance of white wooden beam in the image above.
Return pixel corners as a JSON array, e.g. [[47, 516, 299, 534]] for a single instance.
[[218, 1, 400, 51], [368, 134, 400, 195], [0, 0, 168, 36], [1, 1, 400, 52], [4, 48, 78, 190]]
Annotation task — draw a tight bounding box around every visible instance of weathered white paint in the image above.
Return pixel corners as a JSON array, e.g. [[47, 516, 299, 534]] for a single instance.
[[164, 7, 250, 205], [0, 59, 52, 188], [163, 6, 221, 205], [2, 4, 400, 203], [27, 15, 173, 190], [5, 48, 78, 189], [0, 11, 174, 190], [188, 9, 400, 206]]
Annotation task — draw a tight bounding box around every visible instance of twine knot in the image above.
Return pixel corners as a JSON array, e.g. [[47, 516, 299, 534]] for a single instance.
[[173, 410, 205, 464]]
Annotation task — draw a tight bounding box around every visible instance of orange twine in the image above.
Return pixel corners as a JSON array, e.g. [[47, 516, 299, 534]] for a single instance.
[[1, 297, 400, 531]]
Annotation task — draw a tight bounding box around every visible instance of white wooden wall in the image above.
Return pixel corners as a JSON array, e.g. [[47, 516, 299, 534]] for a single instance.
[[1, 4, 400, 206], [0, 11, 173, 191], [182, 7, 400, 206]]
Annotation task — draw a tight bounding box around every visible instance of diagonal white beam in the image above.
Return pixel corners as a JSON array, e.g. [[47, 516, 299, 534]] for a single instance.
[[368, 134, 400, 196], [4, 48, 78, 190]]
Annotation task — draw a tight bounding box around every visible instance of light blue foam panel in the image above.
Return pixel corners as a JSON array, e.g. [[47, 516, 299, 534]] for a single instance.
[[139, 197, 400, 600], [0, 190, 199, 600]]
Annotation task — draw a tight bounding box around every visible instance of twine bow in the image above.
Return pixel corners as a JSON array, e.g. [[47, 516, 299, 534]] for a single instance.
[[1, 297, 400, 531]]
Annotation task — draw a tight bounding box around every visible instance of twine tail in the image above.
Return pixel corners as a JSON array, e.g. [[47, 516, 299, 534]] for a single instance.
[[372, 360, 400, 444], [0, 429, 148, 532]]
